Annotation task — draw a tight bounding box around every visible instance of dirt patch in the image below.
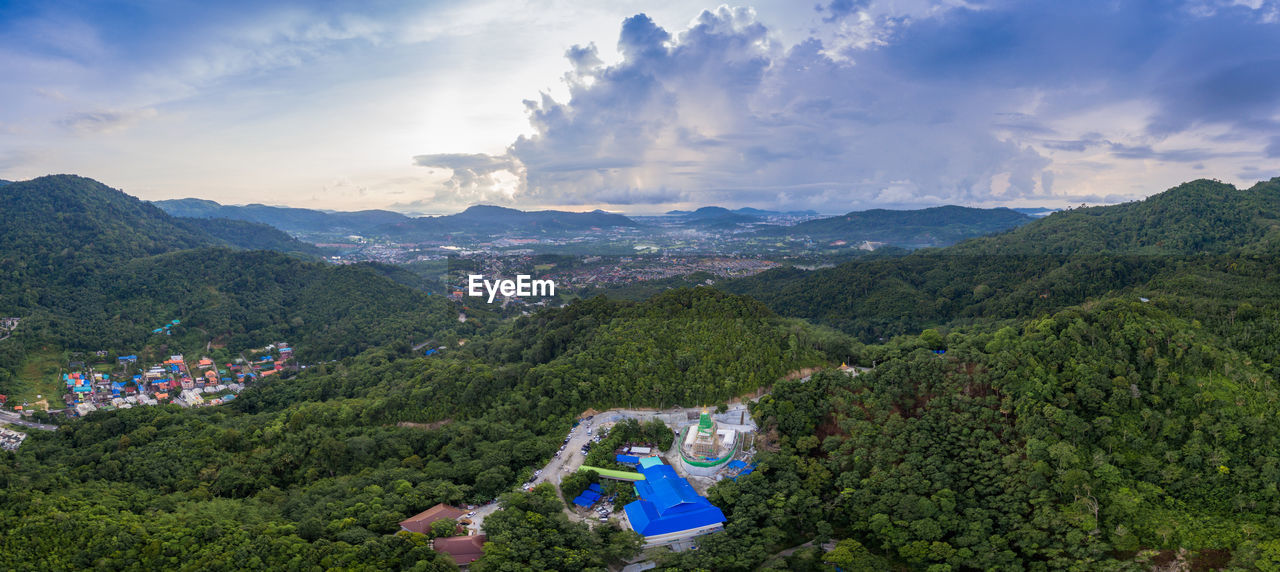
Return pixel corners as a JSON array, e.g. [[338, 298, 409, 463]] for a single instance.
[[1144, 547, 1231, 571], [33, 399, 49, 411], [783, 367, 822, 381], [397, 419, 452, 431], [755, 427, 782, 453]]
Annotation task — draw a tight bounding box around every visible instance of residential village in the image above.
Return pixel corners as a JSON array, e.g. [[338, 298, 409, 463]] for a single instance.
[[0, 426, 26, 451], [57, 342, 296, 418]]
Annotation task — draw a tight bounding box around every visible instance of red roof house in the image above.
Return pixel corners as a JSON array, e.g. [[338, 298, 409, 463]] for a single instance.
[[399, 503, 466, 534], [433, 535, 486, 567]]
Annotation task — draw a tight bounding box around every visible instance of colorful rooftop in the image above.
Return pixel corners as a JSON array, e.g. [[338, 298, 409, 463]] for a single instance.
[[623, 459, 725, 537]]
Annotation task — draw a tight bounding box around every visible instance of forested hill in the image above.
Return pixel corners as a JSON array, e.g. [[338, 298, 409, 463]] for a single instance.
[[753, 205, 1032, 247], [667, 300, 1280, 570], [952, 178, 1280, 255], [0, 175, 330, 267], [174, 216, 327, 257], [0, 175, 215, 276], [671, 206, 761, 228], [0, 287, 830, 569], [154, 197, 409, 235], [727, 178, 1280, 341], [0, 175, 480, 395]]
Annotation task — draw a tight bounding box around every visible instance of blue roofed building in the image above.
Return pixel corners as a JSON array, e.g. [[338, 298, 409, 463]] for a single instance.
[[622, 459, 725, 549]]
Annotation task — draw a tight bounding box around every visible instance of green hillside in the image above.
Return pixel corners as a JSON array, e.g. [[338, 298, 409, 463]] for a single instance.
[[728, 179, 1280, 343], [0, 287, 824, 569], [755, 205, 1032, 247], [0, 176, 478, 397], [0, 175, 213, 278], [6, 175, 1280, 570], [176, 217, 328, 258], [671, 300, 1280, 570], [953, 178, 1280, 255]]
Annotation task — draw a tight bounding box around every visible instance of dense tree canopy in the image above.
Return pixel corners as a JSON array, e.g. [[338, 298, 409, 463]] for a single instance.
[[6, 175, 1280, 570]]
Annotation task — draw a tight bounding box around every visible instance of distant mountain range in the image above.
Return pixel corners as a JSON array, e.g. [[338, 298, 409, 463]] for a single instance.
[[384, 204, 638, 241], [152, 196, 1051, 247], [753, 205, 1033, 248], [155, 199, 639, 240], [153, 198, 409, 235], [664, 206, 818, 217]]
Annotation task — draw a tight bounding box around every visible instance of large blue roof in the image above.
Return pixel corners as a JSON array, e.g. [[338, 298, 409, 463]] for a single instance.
[[572, 492, 599, 507], [623, 460, 725, 537]]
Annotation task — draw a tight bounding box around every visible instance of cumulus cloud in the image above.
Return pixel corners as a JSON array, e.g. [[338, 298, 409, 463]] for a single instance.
[[447, 6, 1058, 209], [413, 152, 526, 204], [408, 1, 1280, 210]]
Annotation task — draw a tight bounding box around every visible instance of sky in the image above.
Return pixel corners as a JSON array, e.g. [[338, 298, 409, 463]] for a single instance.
[[1, 0, 1278, 215]]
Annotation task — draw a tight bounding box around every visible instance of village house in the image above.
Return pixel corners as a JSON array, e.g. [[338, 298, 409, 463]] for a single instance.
[[399, 503, 467, 535]]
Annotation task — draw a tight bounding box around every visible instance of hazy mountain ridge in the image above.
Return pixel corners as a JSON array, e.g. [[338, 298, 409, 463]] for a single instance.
[[663, 206, 818, 216], [156, 199, 640, 240], [153, 197, 409, 235]]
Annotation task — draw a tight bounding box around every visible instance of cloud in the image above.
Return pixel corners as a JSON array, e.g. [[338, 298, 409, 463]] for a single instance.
[[422, 6, 1064, 210], [818, 0, 872, 23], [1267, 136, 1280, 158], [1107, 142, 1251, 163], [58, 107, 157, 134], [412, 152, 525, 203]]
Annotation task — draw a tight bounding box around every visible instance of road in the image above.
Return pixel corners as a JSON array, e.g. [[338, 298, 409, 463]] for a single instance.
[[0, 410, 58, 431], [466, 417, 600, 533], [462, 391, 788, 534]]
